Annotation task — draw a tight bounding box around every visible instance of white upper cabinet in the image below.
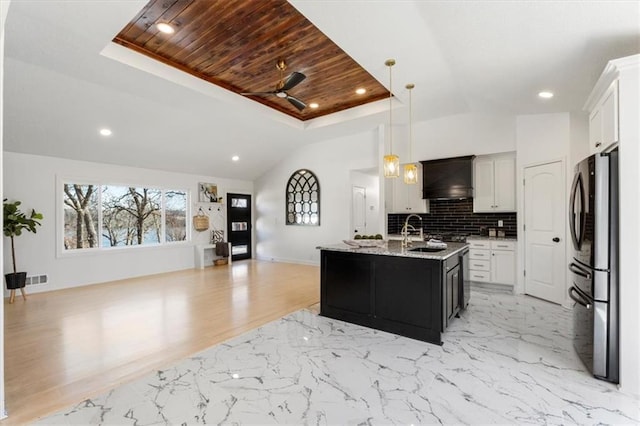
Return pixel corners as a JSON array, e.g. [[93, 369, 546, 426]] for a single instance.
[[588, 80, 619, 155], [387, 163, 429, 214], [473, 153, 516, 213]]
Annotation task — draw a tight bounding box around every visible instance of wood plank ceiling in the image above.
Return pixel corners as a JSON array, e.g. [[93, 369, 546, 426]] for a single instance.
[[114, 0, 390, 121]]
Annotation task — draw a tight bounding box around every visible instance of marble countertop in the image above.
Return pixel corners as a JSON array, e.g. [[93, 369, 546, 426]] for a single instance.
[[466, 235, 517, 241], [317, 240, 468, 261]]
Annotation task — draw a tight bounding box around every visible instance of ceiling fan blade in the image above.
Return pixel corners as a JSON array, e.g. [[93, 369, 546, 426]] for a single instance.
[[280, 72, 306, 92], [241, 91, 275, 96], [286, 95, 306, 111]]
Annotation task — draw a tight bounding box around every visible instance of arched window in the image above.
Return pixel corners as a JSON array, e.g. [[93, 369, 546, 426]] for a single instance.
[[286, 169, 320, 226]]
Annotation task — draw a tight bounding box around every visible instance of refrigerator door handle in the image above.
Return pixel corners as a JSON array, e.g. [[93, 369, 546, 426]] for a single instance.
[[569, 262, 592, 279], [569, 286, 592, 309], [569, 172, 586, 251]]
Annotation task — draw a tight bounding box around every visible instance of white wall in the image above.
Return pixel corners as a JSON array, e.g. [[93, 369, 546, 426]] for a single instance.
[[349, 170, 381, 236], [398, 113, 517, 161], [569, 111, 590, 170], [254, 129, 378, 265], [254, 112, 518, 265], [2, 152, 253, 293], [515, 113, 575, 304], [0, 0, 10, 419]]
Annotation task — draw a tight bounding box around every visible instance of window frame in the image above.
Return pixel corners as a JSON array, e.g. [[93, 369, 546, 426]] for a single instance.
[[56, 176, 191, 258], [285, 169, 320, 226]]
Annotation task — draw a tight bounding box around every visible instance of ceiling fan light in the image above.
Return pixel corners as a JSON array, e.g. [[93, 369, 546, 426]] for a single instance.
[[403, 163, 418, 184], [383, 154, 400, 178]]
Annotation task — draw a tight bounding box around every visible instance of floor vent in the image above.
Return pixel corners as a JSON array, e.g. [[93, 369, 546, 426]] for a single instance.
[[26, 274, 48, 286]]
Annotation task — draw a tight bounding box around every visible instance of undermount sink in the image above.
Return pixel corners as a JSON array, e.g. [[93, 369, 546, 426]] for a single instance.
[[409, 247, 446, 253]]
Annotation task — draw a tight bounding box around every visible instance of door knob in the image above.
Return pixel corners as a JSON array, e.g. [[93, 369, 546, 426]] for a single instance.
[[553, 237, 560, 242]]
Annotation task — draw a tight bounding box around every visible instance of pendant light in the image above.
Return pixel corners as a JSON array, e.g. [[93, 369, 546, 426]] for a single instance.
[[403, 83, 418, 184], [383, 59, 399, 178]]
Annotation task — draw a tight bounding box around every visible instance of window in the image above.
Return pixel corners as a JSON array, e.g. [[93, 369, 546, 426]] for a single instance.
[[63, 184, 99, 249], [286, 169, 319, 226], [231, 198, 247, 208], [165, 190, 187, 242], [62, 182, 187, 251]]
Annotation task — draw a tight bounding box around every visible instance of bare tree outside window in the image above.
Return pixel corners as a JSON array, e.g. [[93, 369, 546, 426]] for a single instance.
[[62, 182, 187, 250], [101, 186, 161, 247], [166, 190, 187, 242], [63, 184, 98, 249]]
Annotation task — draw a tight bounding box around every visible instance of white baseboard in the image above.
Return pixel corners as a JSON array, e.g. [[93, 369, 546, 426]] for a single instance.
[[255, 255, 319, 267]]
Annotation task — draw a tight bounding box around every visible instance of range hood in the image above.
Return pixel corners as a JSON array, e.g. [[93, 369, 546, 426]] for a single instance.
[[420, 155, 475, 199]]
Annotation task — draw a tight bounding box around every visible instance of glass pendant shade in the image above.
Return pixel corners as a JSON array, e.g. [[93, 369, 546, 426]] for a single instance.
[[403, 163, 418, 184], [383, 154, 400, 178], [405, 83, 417, 184]]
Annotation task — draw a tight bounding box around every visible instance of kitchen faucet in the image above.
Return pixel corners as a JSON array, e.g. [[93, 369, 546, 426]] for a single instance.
[[401, 214, 423, 247]]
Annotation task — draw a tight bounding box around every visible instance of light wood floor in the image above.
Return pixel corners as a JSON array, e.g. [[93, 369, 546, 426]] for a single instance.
[[2, 260, 320, 424]]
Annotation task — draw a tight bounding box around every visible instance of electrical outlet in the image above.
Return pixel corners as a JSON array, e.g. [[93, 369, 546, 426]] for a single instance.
[[498, 220, 504, 227]]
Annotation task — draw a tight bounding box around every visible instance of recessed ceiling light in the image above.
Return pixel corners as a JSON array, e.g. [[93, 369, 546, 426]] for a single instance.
[[538, 91, 554, 99], [355, 88, 367, 95], [309, 103, 319, 109], [232, 155, 239, 162], [99, 128, 112, 136], [156, 23, 175, 34]]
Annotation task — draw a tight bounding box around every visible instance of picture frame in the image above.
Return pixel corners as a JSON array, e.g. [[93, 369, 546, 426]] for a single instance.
[[198, 182, 218, 203]]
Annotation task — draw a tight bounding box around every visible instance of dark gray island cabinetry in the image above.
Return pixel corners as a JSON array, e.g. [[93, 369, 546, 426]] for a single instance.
[[318, 241, 469, 345]]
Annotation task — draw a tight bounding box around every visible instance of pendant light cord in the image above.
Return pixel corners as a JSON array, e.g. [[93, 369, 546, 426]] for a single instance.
[[389, 64, 393, 155], [408, 85, 412, 162]]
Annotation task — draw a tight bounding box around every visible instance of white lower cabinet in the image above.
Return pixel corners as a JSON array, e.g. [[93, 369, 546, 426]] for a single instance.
[[468, 239, 516, 285]]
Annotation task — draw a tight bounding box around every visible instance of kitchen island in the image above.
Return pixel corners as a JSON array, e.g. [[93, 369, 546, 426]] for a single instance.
[[317, 240, 469, 345]]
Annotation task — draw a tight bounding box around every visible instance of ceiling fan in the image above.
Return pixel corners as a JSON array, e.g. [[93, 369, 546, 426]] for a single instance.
[[241, 59, 307, 111]]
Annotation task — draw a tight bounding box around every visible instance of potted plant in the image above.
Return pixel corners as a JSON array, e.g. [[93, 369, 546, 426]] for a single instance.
[[3, 199, 43, 303]]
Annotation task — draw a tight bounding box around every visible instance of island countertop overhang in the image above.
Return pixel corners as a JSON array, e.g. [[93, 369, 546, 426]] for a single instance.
[[316, 240, 469, 261]]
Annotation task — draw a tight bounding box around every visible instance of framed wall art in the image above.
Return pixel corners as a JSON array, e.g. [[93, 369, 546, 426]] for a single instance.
[[198, 182, 219, 203]]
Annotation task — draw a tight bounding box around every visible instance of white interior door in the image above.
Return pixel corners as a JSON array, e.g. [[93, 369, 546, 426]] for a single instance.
[[351, 186, 366, 236], [524, 161, 566, 304]]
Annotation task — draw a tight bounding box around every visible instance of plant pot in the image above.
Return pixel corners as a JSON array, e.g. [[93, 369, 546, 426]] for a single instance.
[[5, 272, 27, 290]]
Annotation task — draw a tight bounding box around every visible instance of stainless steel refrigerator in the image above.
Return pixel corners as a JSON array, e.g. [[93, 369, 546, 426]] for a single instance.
[[568, 149, 618, 383]]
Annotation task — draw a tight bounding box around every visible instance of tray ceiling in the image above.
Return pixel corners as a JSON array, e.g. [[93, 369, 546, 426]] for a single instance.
[[113, 0, 390, 121]]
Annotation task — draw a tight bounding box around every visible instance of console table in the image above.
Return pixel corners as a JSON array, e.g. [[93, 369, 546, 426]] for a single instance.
[[194, 243, 232, 269]]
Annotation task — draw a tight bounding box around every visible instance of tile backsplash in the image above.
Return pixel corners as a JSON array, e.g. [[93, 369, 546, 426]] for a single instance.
[[388, 199, 517, 237]]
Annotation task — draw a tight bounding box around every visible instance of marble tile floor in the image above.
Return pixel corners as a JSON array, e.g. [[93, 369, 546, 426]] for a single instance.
[[38, 288, 639, 425]]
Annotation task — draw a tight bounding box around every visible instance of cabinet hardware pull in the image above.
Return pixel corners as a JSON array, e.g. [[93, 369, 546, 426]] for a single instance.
[[595, 142, 602, 147]]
